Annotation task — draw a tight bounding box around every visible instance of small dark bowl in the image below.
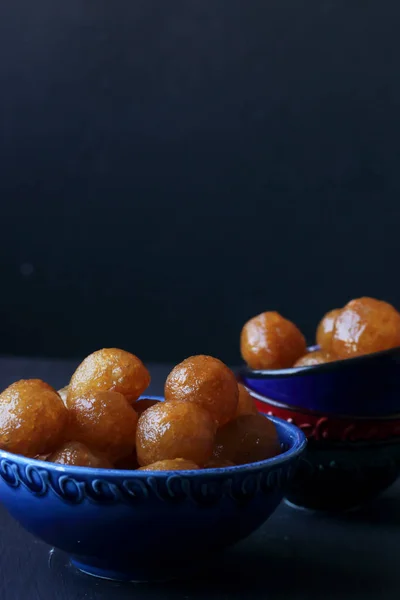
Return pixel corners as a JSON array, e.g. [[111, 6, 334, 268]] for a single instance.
[[0, 397, 305, 582], [250, 390, 400, 512], [240, 346, 400, 416]]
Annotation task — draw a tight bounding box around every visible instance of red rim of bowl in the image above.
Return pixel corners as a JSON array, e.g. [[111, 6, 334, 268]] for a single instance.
[[248, 388, 400, 443]]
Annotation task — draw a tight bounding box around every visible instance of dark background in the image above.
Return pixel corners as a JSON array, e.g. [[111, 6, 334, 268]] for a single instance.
[[0, 0, 399, 364]]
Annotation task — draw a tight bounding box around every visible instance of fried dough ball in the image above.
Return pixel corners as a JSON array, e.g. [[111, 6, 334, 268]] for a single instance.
[[58, 386, 69, 406], [293, 350, 334, 367], [133, 398, 160, 417], [114, 452, 139, 470], [48, 441, 113, 468], [138, 458, 199, 471], [316, 308, 341, 352], [0, 379, 68, 457], [136, 401, 216, 467], [332, 297, 400, 359], [205, 458, 235, 468], [164, 355, 238, 426], [68, 391, 138, 461], [67, 348, 150, 405], [240, 311, 306, 370], [35, 453, 51, 461], [236, 384, 258, 417], [212, 414, 280, 465]]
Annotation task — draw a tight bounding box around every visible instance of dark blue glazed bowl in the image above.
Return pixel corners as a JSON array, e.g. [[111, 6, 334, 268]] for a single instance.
[[240, 346, 400, 416], [251, 391, 400, 511], [0, 399, 305, 582], [285, 437, 400, 512]]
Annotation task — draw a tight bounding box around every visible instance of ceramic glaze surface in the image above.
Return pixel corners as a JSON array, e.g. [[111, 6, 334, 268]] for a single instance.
[[253, 392, 400, 511], [240, 346, 400, 416], [0, 399, 306, 582]]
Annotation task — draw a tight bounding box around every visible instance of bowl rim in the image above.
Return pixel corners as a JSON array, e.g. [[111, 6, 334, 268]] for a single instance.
[[247, 386, 400, 421], [0, 397, 307, 478], [238, 344, 400, 379]]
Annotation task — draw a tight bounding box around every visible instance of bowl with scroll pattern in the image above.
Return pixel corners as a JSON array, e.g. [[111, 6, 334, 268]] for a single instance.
[[250, 389, 400, 512], [0, 396, 305, 582]]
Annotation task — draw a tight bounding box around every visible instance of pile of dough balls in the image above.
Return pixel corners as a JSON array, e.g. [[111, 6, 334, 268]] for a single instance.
[[241, 297, 400, 370], [0, 350, 280, 471]]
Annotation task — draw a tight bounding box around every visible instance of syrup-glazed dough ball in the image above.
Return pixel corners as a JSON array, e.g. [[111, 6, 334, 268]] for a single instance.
[[205, 458, 235, 468], [68, 391, 138, 461], [294, 350, 334, 367], [136, 401, 216, 467], [114, 452, 139, 470], [133, 398, 160, 417], [236, 384, 258, 417], [241, 312, 306, 370], [212, 414, 280, 465], [316, 309, 341, 352], [67, 348, 150, 405], [0, 379, 68, 457], [164, 355, 238, 426], [332, 297, 400, 358], [138, 458, 199, 471], [48, 441, 113, 468]]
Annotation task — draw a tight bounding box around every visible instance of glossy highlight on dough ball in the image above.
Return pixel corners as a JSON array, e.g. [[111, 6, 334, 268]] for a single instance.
[[332, 297, 400, 359], [240, 311, 306, 370], [48, 441, 113, 468], [138, 458, 199, 471], [136, 401, 216, 467], [68, 391, 138, 462], [212, 414, 280, 465], [164, 355, 238, 426], [316, 308, 341, 352], [58, 386, 68, 406], [68, 348, 150, 405], [294, 350, 334, 367], [0, 379, 68, 457]]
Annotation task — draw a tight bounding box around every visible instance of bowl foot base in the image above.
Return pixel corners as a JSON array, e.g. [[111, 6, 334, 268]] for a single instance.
[[284, 497, 363, 514], [71, 555, 204, 583]]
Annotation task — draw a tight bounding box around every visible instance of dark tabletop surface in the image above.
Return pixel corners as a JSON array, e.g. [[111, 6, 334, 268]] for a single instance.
[[0, 356, 399, 600]]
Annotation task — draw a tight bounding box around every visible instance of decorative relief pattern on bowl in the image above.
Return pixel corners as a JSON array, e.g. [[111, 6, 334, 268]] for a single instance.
[[255, 401, 400, 442], [0, 457, 299, 506]]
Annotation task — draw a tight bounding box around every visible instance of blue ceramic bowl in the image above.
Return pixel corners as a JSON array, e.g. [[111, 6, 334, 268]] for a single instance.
[[239, 346, 400, 416], [285, 436, 400, 512], [251, 391, 400, 511], [0, 398, 305, 582]]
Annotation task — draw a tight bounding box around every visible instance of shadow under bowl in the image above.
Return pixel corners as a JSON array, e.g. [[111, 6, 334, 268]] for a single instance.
[[239, 345, 400, 417], [0, 401, 305, 582], [250, 391, 400, 512]]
